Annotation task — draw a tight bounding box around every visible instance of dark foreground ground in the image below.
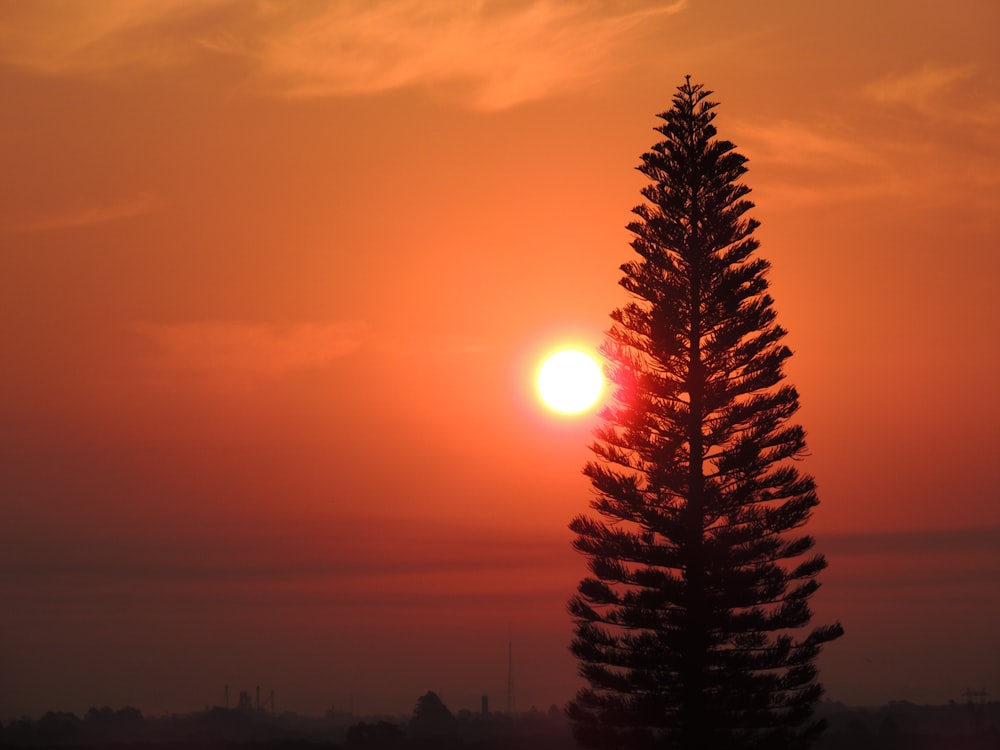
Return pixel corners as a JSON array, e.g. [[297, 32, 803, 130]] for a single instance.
[[3, 700, 999, 749]]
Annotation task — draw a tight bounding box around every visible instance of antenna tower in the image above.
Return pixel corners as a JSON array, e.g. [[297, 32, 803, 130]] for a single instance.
[[506, 637, 514, 714]]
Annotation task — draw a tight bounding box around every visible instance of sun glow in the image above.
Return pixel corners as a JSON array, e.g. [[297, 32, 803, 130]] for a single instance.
[[537, 349, 603, 414]]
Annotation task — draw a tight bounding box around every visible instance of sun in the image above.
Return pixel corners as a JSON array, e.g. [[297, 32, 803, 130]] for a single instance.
[[537, 349, 603, 414]]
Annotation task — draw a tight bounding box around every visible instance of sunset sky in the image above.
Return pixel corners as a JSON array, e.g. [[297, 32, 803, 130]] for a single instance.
[[2, 0, 999, 720]]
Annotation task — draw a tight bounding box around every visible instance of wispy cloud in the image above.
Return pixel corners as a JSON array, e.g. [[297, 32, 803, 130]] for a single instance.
[[132, 320, 365, 380], [7, 192, 160, 232], [732, 119, 873, 168], [863, 62, 979, 108], [2, 523, 562, 583], [0, 1, 686, 110], [728, 118, 898, 206], [824, 527, 1000, 557], [821, 527, 1000, 591], [862, 61, 1000, 142], [1, 522, 569, 610], [0, 0, 214, 76], [207, 0, 687, 109], [731, 101, 1000, 208]]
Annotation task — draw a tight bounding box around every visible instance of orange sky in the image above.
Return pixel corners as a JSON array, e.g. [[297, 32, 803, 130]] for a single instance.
[[2, 0, 999, 719]]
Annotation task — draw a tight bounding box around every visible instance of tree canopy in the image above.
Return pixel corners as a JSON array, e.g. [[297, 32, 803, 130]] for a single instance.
[[567, 77, 843, 750]]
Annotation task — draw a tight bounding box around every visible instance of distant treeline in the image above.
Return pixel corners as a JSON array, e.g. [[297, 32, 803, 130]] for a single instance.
[[2, 699, 999, 750], [0, 699, 575, 750]]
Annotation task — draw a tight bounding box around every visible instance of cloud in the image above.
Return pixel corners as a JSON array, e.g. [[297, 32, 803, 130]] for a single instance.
[[863, 62, 979, 108], [731, 119, 873, 168], [1, 522, 569, 611], [726, 118, 900, 205], [7, 192, 160, 232], [3, 524, 561, 582], [132, 320, 365, 380], [0, 0, 686, 110], [730, 106, 999, 208], [862, 62, 1000, 146], [0, 0, 215, 76], [824, 527, 1000, 557], [820, 527, 1000, 591], [211, 0, 687, 109]]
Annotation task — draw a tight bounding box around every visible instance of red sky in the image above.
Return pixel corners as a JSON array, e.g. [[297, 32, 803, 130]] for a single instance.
[[2, 0, 999, 719]]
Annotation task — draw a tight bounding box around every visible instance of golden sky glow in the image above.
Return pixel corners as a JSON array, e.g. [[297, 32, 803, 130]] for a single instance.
[[1, 0, 999, 719]]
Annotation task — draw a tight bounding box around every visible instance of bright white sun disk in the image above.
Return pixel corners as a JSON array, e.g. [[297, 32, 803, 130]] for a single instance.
[[537, 349, 603, 413]]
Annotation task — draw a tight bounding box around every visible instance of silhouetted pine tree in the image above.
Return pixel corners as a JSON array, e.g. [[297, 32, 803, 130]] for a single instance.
[[568, 78, 843, 750]]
